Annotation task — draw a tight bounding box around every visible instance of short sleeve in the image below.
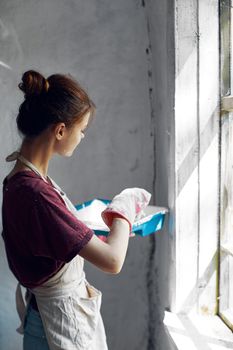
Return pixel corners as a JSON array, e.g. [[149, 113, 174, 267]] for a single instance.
[[27, 189, 94, 262]]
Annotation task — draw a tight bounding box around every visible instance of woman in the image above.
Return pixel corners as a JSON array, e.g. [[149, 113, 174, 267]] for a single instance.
[[1, 70, 151, 350]]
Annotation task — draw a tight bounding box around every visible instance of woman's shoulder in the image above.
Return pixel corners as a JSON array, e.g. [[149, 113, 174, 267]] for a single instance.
[[3, 170, 64, 204]]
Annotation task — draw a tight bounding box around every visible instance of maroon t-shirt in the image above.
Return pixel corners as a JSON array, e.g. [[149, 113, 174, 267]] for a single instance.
[[1, 170, 94, 289]]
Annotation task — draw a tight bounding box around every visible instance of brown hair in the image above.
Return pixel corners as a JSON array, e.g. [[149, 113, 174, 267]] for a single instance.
[[16, 70, 96, 138]]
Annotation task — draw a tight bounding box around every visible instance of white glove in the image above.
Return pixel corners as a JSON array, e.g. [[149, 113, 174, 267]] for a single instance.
[[101, 188, 151, 232]]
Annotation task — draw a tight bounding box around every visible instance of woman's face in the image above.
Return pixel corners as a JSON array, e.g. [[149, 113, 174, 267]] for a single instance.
[[54, 111, 91, 157]]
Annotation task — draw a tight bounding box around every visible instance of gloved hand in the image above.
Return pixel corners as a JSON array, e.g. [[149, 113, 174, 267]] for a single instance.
[[101, 188, 151, 232]]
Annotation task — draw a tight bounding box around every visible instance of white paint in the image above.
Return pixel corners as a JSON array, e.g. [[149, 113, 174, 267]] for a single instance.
[[75, 198, 167, 232], [0, 61, 12, 70], [172, 0, 220, 317]]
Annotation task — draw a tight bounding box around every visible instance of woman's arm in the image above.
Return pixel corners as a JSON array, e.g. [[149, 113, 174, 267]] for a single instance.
[[79, 188, 151, 274], [78, 217, 130, 274]]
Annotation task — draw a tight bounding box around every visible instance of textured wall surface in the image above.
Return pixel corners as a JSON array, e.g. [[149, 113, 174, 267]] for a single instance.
[[173, 0, 219, 316], [0, 1, 175, 349], [144, 0, 176, 348]]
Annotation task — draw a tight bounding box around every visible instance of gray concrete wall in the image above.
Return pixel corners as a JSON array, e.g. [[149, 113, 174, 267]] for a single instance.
[[0, 1, 176, 350], [142, 1, 177, 349]]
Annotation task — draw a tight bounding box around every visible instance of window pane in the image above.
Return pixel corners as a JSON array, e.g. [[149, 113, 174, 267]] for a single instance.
[[219, 253, 233, 328]]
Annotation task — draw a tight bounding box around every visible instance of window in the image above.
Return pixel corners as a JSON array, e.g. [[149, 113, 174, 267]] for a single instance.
[[219, 0, 233, 331]]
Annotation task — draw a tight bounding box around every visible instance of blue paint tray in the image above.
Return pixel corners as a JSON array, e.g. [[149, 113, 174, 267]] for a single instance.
[[75, 198, 168, 237]]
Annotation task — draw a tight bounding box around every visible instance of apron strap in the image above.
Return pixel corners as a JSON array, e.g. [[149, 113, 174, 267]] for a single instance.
[[5, 151, 20, 162], [5, 150, 48, 183]]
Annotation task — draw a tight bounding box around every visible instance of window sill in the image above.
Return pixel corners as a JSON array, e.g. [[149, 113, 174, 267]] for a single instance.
[[163, 311, 233, 350]]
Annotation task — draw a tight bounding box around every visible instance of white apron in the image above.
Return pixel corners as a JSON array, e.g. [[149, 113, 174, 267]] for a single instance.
[[5, 151, 108, 350]]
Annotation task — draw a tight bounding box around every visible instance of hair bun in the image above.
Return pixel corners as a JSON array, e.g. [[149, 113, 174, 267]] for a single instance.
[[18, 70, 49, 98]]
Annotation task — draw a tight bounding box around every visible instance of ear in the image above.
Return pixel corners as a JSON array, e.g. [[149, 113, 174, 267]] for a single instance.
[[54, 123, 67, 140]]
